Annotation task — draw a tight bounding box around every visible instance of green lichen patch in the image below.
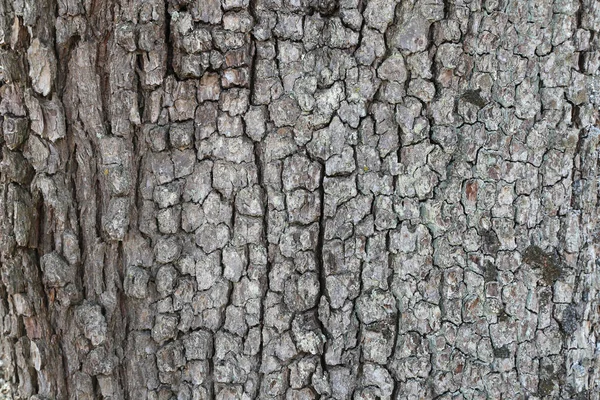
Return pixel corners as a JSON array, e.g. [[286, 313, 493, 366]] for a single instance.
[[482, 230, 501, 255], [493, 345, 510, 359], [560, 304, 580, 336], [538, 377, 557, 397], [483, 260, 498, 282], [497, 307, 510, 322], [522, 245, 563, 285], [461, 89, 487, 108]]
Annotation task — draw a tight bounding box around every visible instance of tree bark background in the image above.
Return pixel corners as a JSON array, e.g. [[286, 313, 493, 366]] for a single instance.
[[0, 0, 599, 398]]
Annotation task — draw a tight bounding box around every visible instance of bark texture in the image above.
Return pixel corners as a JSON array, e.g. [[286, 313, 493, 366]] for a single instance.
[[0, 0, 599, 399]]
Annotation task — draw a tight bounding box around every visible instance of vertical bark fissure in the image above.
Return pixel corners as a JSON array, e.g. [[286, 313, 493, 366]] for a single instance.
[[314, 161, 329, 373]]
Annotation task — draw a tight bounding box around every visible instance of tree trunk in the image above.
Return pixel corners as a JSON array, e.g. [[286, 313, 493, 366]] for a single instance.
[[0, 0, 599, 398]]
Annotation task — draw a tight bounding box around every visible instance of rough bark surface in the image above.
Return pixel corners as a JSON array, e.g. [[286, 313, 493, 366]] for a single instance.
[[0, 0, 599, 399]]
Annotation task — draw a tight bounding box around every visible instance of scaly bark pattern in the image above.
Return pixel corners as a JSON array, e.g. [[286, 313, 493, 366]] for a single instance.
[[0, 0, 599, 399]]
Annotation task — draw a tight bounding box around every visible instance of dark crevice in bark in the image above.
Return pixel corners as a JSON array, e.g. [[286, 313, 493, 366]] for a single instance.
[[252, 136, 268, 397], [207, 335, 215, 399], [95, 37, 112, 135], [314, 162, 329, 374], [94, 176, 104, 244], [56, 37, 74, 96], [135, 54, 146, 120], [248, 0, 259, 97], [164, 2, 174, 78], [247, 0, 269, 391]]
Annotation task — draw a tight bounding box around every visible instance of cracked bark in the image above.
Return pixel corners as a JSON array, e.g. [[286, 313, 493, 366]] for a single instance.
[[0, 0, 599, 399]]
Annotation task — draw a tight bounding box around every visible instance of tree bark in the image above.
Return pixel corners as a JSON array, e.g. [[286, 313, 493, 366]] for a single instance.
[[0, 0, 599, 398]]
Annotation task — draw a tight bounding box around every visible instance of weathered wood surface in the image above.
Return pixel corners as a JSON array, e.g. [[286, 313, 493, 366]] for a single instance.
[[0, 0, 599, 398]]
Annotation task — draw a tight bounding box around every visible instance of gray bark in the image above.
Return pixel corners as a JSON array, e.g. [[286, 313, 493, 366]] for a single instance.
[[0, 0, 599, 399]]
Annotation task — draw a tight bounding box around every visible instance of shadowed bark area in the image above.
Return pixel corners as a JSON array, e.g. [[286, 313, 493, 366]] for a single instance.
[[0, 0, 599, 399]]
